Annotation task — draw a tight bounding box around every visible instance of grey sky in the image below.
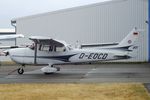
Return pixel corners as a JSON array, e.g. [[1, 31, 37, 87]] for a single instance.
[[0, 0, 110, 28]]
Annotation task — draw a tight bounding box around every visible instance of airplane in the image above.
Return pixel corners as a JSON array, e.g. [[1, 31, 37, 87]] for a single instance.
[[5, 27, 140, 75]]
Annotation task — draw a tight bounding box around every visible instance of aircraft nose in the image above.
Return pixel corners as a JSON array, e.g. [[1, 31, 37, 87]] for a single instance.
[[8, 48, 23, 57], [8, 49, 14, 56], [2, 50, 10, 56], [7, 48, 25, 64], [5, 51, 9, 56], [7, 49, 15, 58]]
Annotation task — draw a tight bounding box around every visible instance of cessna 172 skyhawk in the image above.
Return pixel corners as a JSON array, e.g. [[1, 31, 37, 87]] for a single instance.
[[5, 28, 140, 74]]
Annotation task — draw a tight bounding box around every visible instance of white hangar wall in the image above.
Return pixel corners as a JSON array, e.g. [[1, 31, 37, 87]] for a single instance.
[[13, 0, 148, 62]]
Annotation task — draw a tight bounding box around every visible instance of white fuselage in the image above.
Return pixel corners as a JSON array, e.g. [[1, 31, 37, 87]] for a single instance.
[[8, 46, 129, 65]]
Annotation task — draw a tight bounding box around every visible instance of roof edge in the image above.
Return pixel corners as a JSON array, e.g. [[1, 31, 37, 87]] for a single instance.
[[11, 0, 127, 22]]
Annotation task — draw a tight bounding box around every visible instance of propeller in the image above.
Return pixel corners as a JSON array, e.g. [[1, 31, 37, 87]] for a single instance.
[[1, 50, 10, 56]]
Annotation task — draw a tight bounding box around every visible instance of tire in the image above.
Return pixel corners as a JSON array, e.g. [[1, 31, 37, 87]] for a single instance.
[[17, 68, 24, 74]]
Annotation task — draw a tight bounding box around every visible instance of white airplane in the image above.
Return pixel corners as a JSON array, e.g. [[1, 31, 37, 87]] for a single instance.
[[5, 28, 140, 74]]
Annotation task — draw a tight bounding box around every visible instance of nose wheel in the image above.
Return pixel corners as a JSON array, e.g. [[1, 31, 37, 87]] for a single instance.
[[17, 68, 24, 74]]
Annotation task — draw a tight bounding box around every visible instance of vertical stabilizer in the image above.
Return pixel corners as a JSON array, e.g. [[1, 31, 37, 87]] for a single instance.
[[118, 27, 139, 47]]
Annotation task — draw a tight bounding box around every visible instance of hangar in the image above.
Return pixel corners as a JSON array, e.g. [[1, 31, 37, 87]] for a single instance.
[[11, 0, 148, 62]]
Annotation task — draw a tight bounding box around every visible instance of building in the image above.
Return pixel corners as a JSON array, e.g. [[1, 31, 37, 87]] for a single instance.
[[11, 0, 148, 62]]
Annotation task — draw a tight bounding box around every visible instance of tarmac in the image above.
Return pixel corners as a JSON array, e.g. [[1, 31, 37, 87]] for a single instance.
[[0, 63, 150, 84]]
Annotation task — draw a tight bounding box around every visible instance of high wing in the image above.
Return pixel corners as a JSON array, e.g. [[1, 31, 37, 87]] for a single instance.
[[0, 34, 24, 40], [29, 36, 67, 47]]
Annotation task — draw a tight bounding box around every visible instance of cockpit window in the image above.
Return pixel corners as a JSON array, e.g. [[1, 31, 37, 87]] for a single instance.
[[67, 45, 73, 50]]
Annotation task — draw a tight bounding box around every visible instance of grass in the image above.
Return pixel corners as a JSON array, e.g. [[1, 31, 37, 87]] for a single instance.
[[0, 83, 149, 100], [0, 61, 17, 66]]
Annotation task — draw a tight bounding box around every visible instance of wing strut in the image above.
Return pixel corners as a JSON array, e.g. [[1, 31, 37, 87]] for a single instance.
[[34, 41, 38, 64]]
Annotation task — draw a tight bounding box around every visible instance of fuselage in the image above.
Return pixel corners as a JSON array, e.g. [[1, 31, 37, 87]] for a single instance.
[[8, 46, 130, 65]]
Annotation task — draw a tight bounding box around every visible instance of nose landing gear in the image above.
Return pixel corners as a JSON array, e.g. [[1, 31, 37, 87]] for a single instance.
[[8, 64, 25, 75], [17, 68, 24, 74], [17, 64, 25, 75]]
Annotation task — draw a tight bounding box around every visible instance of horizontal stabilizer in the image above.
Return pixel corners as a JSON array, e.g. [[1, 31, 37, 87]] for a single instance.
[[81, 43, 118, 48]]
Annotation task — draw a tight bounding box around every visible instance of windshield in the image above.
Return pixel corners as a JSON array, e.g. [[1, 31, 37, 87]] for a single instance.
[[67, 45, 73, 50]]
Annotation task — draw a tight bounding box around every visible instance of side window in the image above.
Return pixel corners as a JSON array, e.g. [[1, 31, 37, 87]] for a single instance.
[[39, 45, 50, 51], [38, 45, 66, 52], [56, 46, 66, 52], [42, 45, 50, 51]]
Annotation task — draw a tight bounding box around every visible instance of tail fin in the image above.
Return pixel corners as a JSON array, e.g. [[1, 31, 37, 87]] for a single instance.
[[118, 27, 140, 47]]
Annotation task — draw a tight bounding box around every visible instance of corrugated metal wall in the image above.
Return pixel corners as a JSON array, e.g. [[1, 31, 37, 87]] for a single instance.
[[15, 0, 148, 62]]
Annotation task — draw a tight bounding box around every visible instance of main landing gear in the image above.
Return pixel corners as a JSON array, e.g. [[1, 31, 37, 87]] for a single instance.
[[17, 68, 24, 74], [41, 65, 60, 74]]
